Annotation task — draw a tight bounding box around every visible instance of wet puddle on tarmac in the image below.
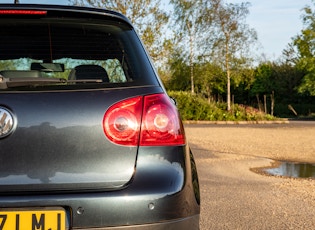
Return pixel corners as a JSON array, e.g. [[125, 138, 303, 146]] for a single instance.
[[260, 161, 315, 179]]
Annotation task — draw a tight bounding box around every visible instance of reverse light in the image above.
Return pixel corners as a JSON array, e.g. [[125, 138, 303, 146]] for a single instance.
[[103, 93, 185, 146], [0, 10, 47, 15]]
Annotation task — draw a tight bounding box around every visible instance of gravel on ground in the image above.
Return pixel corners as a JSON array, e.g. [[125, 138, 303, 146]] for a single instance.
[[184, 122, 315, 229]]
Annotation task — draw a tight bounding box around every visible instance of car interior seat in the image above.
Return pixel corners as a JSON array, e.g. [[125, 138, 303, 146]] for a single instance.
[[68, 64, 109, 82]]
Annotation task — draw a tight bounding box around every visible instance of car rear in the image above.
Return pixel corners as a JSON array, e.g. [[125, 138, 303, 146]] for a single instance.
[[0, 4, 200, 230]]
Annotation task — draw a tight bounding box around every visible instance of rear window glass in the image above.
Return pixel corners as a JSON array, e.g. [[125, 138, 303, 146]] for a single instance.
[[0, 18, 157, 90]]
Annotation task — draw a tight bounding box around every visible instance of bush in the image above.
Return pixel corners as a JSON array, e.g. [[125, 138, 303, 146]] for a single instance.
[[168, 91, 277, 121]]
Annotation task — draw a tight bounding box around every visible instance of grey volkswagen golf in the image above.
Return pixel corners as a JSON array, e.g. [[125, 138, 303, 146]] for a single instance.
[[0, 3, 200, 230]]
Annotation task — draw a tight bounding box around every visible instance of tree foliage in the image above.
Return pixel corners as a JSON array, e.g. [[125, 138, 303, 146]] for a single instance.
[[293, 0, 315, 96], [205, 0, 257, 110], [167, 0, 257, 107], [70, 0, 169, 62], [165, 49, 191, 91], [66, 0, 314, 117], [170, 0, 206, 94]]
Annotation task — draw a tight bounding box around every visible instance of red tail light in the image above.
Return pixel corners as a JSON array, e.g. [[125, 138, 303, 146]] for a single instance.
[[103, 93, 185, 146], [0, 10, 47, 15], [140, 94, 185, 146], [103, 96, 142, 146]]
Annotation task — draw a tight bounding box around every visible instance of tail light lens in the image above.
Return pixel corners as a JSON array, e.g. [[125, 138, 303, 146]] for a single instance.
[[103, 96, 142, 146], [140, 94, 185, 146], [103, 93, 185, 146], [0, 10, 47, 15]]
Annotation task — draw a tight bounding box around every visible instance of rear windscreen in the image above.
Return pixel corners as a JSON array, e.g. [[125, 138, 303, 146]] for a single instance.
[[0, 18, 158, 90]]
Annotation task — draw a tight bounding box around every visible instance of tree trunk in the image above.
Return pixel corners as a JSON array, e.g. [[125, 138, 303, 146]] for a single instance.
[[206, 85, 211, 103], [232, 94, 234, 111], [227, 69, 231, 111], [189, 37, 194, 94], [264, 94, 267, 114], [186, 21, 194, 95], [226, 39, 231, 111], [256, 94, 261, 111], [270, 91, 275, 116]]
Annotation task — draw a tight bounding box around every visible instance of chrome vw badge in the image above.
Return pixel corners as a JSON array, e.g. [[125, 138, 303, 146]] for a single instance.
[[0, 107, 15, 138]]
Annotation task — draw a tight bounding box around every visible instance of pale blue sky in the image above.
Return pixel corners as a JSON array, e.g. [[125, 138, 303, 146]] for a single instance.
[[0, 0, 312, 59], [227, 0, 311, 59]]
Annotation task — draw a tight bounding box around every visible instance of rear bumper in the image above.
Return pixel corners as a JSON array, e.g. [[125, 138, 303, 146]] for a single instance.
[[76, 215, 200, 230], [0, 146, 200, 229]]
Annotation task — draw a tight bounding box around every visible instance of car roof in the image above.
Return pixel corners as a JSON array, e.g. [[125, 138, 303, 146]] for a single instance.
[[0, 3, 132, 26]]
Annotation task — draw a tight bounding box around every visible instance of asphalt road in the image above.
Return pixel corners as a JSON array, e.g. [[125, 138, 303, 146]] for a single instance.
[[184, 122, 315, 229]]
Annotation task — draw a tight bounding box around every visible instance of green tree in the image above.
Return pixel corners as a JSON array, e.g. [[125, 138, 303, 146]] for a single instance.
[[203, 0, 257, 110], [251, 63, 274, 95], [0, 60, 15, 71], [70, 0, 169, 63], [164, 48, 191, 91], [170, 0, 205, 94], [231, 66, 255, 105], [293, 0, 315, 96], [251, 61, 305, 115], [194, 62, 225, 102]]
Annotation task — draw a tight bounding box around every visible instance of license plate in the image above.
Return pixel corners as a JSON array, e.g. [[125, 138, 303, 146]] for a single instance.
[[0, 207, 66, 230]]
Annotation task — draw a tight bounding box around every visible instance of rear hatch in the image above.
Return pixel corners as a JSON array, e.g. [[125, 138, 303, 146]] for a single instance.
[[0, 86, 163, 193], [0, 5, 162, 193]]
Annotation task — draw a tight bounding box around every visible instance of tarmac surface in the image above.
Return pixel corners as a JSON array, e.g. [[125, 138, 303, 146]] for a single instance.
[[185, 121, 315, 229]]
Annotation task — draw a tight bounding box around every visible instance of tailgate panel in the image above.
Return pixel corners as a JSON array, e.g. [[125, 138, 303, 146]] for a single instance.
[[0, 86, 161, 192]]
